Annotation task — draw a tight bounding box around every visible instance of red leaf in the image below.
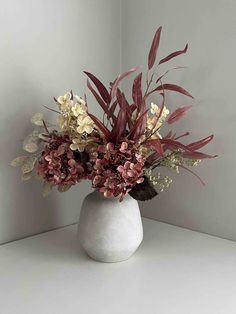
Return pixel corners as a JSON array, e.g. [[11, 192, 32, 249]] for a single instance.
[[182, 151, 217, 159], [87, 79, 109, 115], [108, 100, 118, 122], [130, 104, 137, 112], [132, 73, 143, 110], [187, 135, 214, 151], [146, 152, 160, 165], [148, 26, 162, 70], [167, 105, 192, 124], [128, 109, 149, 140], [159, 44, 188, 65], [116, 89, 125, 110], [88, 113, 112, 141], [138, 98, 148, 135], [161, 138, 194, 153], [164, 131, 173, 139], [112, 109, 127, 142], [111, 67, 138, 99], [145, 139, 164, 156], [155, 84, 194, 98], [161, 138, 217, 159], [138, 97, 147, 117], [117, 89, 131, 115], [84, 72, 110, 104], [117, 89, 133, 128], [174, 132, 190, 140]]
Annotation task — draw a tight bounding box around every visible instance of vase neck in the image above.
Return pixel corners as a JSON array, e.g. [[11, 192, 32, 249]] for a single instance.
[[91, 189, 132, 202]]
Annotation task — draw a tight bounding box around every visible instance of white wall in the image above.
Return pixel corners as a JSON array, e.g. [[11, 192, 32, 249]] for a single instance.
[[0, 0, 121, 244], [121, 0, 236, 240]]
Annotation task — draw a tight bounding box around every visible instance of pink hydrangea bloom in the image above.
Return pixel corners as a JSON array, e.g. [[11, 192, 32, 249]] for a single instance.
[[89, 140, 146, 200], [37, 134, 86, 189]]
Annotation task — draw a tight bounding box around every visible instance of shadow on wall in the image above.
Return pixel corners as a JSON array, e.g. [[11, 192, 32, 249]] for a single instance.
[[0, 68, 86, 244]]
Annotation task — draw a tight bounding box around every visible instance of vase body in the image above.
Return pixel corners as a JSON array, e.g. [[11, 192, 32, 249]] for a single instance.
[[78, 190, 143, 263]]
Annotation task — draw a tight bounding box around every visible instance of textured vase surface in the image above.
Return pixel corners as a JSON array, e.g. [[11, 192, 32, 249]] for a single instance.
[[78, 190, 143, 263]]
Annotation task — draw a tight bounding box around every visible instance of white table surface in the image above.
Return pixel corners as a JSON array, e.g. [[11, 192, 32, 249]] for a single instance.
[[1, 218, 236, 314]]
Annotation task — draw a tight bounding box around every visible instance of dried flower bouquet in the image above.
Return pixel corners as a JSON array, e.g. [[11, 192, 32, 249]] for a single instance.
[[12, 27, 216, 201]]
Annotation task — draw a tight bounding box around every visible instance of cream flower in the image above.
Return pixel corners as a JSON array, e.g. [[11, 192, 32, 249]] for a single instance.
[[148, 103, 169, 136], [74, 95, 86, 106], [57, 92, 71, 106], [150, 102, 160, 115], [151, 102, 170, 121], [147, 115, 163, 139], [147, 116, 158, 131], [57, 114, 69, 130], [30, 113, 44, 126], [70, 136, 96, 152], [77, 115, 94, 134], [151, 130, 162, 139], [71, 102, 87, 117], [160, 106, 170, 121], [70, 138, 87, 152], [57, 92, 74, 112]]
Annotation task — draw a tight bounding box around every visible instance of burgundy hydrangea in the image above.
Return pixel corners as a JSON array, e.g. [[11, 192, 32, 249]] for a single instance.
[[89, 141, 146, 200], [37, 134, 87, 188]]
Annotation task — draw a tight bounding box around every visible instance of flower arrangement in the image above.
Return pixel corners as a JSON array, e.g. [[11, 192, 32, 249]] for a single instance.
[[11, 27, 216, 201]]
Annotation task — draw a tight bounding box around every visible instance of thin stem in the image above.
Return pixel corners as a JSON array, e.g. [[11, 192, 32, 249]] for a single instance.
[[151, 152, 175, 170], [44, 106, 60, 114], [144, 71, 155, 96], [42, 120, 49, 134], [138, 80, 166, 147]]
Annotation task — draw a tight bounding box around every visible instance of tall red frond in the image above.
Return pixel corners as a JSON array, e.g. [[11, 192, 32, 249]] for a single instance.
[[145, 139, 164, 156], [111, 67, 138, 99], [84, 72, 110, 104], [87, 79, 109, 115], [182, 151, 217, 159], [148, 26, 162, 70], [161, 138, 195, 153], [159, 44, 188, 65], [130, 103, 137, 112], [161, 139, 217, 159], [187, 135, 214, 151], [167, 105, 192, 124], [117, 89, 133, 128], [155, 84, 194, 98], [88, 113, 112, 141], [128, 109, 149, 140], [132, 73, 143, 111], [111, 109, 127, 142], [116, 89, 131, 115]]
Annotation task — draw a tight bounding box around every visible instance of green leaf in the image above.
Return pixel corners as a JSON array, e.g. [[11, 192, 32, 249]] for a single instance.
[[30, 113, 44, 126], [10, 156, 28, 167], [23, 142, 38, 153], [21, 157, 37, 174], [22, 172, 32, 181]]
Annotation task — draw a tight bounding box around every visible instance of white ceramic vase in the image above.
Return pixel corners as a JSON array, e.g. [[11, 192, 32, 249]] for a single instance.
[[78, 190, 143, 263]]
